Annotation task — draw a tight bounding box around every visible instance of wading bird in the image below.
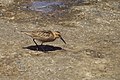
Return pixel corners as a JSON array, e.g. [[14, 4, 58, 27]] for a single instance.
[[21, 30, 66, 51]]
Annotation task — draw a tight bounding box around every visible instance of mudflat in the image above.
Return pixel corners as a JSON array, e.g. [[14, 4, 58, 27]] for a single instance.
[[0, 0, 120, 80]]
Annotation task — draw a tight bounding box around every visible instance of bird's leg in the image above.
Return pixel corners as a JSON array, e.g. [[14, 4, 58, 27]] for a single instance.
[[33, 39, 39, 51], [40, 42, 45, 52], [41, 42, 43, 45], [40, 42, 46, 52]]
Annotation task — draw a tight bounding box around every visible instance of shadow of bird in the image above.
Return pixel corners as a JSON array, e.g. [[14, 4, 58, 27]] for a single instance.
[[23, 45, 63, 52], [21, 30, 66, 52]]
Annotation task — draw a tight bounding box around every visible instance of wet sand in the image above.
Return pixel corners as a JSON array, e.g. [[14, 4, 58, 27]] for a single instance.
[[0, 0, 120, 80]]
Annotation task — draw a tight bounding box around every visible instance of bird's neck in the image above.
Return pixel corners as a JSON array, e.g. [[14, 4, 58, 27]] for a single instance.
[[51, 31, 58, 39]]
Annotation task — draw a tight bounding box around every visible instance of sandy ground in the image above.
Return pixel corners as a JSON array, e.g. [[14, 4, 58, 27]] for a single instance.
[[0, 0, 120, 80]]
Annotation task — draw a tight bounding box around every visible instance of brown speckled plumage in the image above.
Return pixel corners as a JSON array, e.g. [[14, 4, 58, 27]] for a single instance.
[[21, 30, 66, 51]]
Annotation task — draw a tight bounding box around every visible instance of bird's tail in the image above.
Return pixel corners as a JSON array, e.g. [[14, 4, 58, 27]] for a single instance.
[[21, 31, 33, 36]]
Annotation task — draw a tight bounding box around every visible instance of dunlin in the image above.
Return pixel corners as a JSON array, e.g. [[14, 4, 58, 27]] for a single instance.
[[21, 30, 66, 51]]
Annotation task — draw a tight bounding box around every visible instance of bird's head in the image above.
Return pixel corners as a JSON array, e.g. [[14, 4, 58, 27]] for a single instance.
[[54, 31, 66, 44], [54, 31, 61, 38]]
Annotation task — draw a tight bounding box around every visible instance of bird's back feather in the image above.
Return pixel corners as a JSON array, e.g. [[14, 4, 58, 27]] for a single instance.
[[21, 30, 56, 42]]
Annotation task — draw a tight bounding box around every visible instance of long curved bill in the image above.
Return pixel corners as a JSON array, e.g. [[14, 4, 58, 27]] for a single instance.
[[59, 36, 66, 44]]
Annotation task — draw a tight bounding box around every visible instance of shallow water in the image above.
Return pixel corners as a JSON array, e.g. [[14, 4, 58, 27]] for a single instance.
[[0, 0, 98, 25], [21, 1, 67, 13]]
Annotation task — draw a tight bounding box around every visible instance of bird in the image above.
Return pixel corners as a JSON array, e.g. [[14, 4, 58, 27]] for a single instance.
[[21, 30, 66, 51]]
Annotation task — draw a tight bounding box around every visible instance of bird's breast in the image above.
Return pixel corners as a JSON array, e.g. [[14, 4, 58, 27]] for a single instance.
[[36, 33, 56, 42], [37, 37, 56, 42]]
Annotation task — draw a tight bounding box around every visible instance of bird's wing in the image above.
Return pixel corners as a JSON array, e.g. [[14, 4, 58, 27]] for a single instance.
[[32, 30, 53, 40]]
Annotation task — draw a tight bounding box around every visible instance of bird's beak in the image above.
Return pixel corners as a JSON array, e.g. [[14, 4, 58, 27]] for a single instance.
[[59, 35, 66, 44]]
